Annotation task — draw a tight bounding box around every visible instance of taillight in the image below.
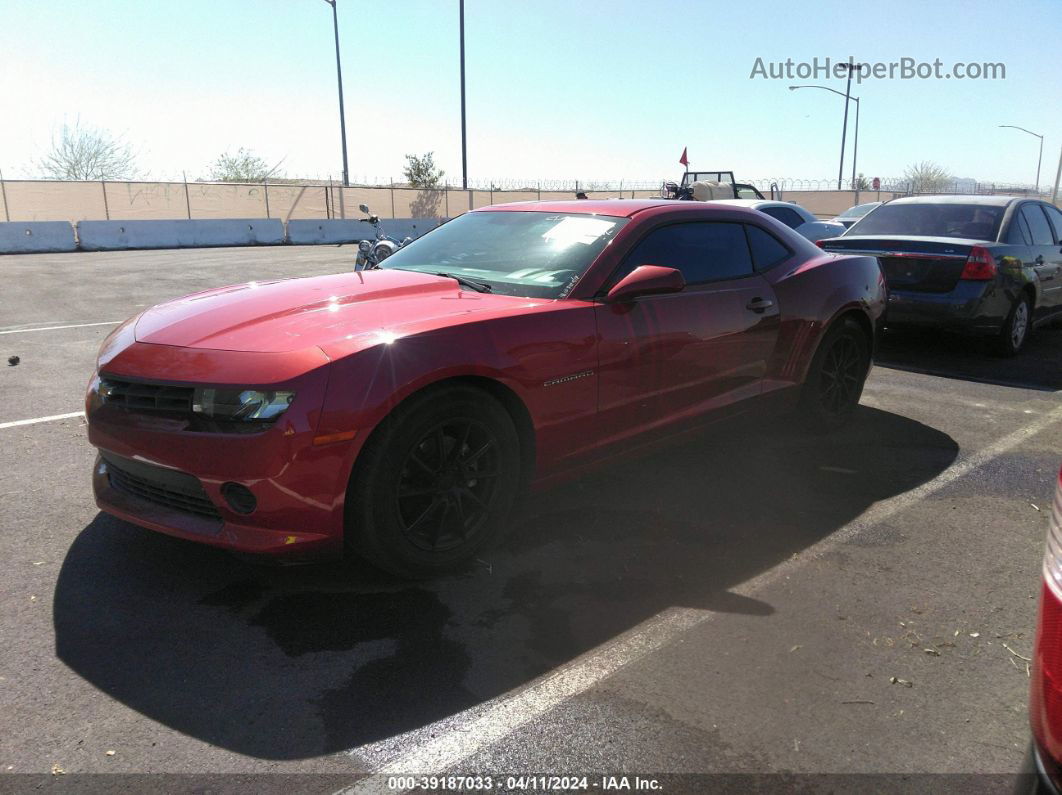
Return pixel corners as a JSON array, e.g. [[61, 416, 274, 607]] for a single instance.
[[960, 246, 997, 280], [815, 240, 827, 249], [1031, 468, 1062, 781]]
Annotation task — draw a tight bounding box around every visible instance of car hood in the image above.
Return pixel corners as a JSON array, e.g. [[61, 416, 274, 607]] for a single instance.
[[134, 269, 538, 353]]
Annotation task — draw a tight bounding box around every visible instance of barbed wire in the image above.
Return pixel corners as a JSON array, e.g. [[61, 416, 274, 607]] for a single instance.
[[0, 174, 1047, 196]]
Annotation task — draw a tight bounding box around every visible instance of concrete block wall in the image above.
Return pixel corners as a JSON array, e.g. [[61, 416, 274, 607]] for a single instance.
[[76, 219, 285, 251], [0, 221, 77, 253]]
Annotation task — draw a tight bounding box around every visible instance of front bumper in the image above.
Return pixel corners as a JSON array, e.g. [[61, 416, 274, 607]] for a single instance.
[[86, 341, 360, 559], [92, 452, 342, 557], [885, 280, 1008, 335]]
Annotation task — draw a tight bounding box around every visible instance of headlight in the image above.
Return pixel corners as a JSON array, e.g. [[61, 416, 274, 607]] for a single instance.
[[192, 388, 295, 422], [373, 241, 395, 261], [358, 240, 372, 253]]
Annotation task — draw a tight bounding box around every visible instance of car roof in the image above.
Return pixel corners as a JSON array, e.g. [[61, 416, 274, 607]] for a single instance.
[[476, 199, 717, 218], [703, 199, 772, 209], [837, 201, 882, 215], [886, 195, 1023, 207]]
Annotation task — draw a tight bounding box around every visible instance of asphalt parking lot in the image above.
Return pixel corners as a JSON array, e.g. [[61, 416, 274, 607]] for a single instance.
[[2, 246, 1061, 791]]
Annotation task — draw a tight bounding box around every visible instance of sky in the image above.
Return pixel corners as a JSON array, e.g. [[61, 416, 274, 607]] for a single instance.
[[1, 0, 1060, 188]]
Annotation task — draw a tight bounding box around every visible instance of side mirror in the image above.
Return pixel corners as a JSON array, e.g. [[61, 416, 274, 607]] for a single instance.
[[359, 204, 370, 214], [606, 265, 685, 302]]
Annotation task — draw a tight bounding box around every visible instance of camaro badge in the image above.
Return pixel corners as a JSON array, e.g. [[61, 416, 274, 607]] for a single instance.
[[543, 370, 594, 387]]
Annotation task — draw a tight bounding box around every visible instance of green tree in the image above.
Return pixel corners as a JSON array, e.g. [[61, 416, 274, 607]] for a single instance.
[[37, 121, 138, 180], [404, 152, 447, 218], [403, 152, 445, 188], [209, 148, 284, 182]]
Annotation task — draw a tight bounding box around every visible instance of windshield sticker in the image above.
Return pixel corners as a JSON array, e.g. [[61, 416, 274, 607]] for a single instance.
[[542, 217, 617, 248]]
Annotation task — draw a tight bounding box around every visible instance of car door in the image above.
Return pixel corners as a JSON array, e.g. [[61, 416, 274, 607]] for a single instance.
[[1040, 203, 1062, 315], [594, 220, 781, 446], [1020, 203, 1062, 315]]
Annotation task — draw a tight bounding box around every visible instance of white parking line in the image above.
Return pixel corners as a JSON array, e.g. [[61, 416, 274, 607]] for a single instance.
[[0, 321, 119, 335], [0, 412, 84, 430], [345, 402, 1062, 792]]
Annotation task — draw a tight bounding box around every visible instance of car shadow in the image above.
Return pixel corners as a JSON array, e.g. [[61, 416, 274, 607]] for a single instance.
[[876, 325, 1062, 392], [53, 406, 957, 760]]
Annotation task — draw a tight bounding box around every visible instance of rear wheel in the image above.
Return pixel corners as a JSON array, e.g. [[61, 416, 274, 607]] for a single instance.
[[995, 294, 1032, 356], [800, 317, 871, 432], [346, 386, 521, 579]]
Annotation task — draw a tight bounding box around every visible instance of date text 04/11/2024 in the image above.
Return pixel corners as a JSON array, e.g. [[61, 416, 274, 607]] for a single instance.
[[384, 775, 664, 791]]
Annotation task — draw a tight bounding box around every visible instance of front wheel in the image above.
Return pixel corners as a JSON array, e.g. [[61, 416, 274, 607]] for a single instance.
[[800, 317, 871, 432], [346, 386, 521, 579]]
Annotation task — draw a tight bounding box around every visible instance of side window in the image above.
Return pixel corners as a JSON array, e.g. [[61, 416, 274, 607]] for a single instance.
[[624, 222, 753, 284], [1042, 204, 1062, 244], [760, 206, 805, 229], [1005, 213, 1032, 244], [745, 225, 791, 270], [1022, 204, 1054, 245]]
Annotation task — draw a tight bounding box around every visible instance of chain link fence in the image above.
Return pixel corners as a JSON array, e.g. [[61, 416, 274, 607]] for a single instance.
[[0, 176, 1053, 224]]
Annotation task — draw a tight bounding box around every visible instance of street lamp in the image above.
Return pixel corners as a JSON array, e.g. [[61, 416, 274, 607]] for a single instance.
[[789, 84, 861, 197], [999, 125, 1044, 195], [322, 0, 350, 187]]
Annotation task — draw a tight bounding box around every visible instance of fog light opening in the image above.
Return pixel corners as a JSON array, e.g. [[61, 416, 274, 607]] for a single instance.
[[221, 482, 257, 515]]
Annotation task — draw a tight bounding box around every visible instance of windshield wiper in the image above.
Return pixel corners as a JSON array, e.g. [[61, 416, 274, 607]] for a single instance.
[[433, 272, 492, 293]]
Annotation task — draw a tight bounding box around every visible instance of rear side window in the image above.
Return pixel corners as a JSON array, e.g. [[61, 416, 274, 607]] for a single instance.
[[760, 206, 805, 229], [1005, 213, 1032, 245], [1022, 205, 1055, 245], [624, 222, 753, 284], [745, 225, 791, 270], [1043, 204, 1062, 243]]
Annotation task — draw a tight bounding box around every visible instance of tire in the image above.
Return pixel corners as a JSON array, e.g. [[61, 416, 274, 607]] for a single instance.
[[346, 385, 521, 579], [799, 316, 871, 432], [995, 294, 1032, 356]]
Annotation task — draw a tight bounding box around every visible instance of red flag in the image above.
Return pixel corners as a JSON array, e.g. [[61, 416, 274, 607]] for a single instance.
[[679, 147, 689, 167]]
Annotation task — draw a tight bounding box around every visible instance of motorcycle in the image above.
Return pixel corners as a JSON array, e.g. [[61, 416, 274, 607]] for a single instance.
[[354, 204, 411, 270]]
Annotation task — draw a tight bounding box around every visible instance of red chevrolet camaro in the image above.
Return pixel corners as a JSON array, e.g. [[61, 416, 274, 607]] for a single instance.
[[86, 200, 885, 577]]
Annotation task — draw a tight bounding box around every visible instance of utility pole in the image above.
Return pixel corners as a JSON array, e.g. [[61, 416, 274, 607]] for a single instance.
[[324, 0, 350, 186], [1051, 144, 1061, 205], [459, 0, 468, 190]]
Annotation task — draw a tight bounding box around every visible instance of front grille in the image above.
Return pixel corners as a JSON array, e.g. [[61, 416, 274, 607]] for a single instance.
[[103, 453, 221, 521], [101, 377, 194, 413]]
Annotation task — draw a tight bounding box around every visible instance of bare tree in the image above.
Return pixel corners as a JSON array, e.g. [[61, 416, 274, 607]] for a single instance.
[[208, 148, 285, 182], [37, 121, 138, 180], [903, 161, 954, 194]]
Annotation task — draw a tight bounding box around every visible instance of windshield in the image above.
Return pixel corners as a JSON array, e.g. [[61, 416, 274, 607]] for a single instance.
[[847, 203, 1003, 240], [379, 211, 628, 298]]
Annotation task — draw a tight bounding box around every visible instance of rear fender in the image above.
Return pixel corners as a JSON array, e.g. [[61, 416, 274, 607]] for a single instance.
[[762, 253, 884, 386]]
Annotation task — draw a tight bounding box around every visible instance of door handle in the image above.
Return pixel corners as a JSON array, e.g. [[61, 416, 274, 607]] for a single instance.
[[746, 297, 774, 313]]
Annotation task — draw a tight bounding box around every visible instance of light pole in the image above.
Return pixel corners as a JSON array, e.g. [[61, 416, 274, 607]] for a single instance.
[[459, 0, 468, 190], [790, 85, 861, 196], [999, 125, 1044, 195], [323, 0, 349, 187]]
